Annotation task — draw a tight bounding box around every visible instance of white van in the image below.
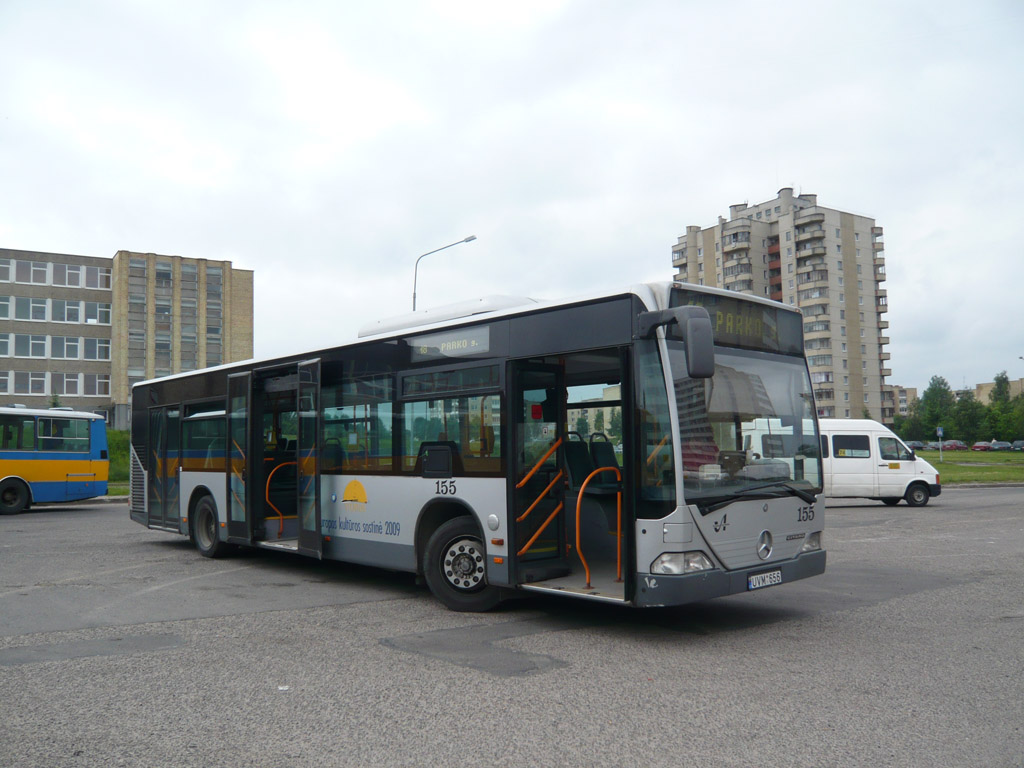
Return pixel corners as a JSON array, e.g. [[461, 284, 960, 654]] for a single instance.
[[819, 419, 941, 506]]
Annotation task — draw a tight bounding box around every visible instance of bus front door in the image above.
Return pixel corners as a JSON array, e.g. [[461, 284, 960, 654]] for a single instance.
[[510, 363, 571, 584]]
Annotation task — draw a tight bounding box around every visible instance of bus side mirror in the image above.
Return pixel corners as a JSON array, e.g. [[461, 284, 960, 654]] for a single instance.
[[638, 306, 715, 379]]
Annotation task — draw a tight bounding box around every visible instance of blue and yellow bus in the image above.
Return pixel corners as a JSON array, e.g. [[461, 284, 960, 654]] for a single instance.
[[0, 406, 109, 514]]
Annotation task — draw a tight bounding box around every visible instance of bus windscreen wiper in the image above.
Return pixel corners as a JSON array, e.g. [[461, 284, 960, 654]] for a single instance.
[[703, 481, 817, 513]]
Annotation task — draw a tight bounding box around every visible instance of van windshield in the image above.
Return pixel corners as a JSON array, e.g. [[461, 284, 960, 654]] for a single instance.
[[665, 343, 823, 507]]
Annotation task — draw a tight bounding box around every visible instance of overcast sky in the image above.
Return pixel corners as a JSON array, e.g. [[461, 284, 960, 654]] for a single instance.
[[2, 0, 1022, 394]]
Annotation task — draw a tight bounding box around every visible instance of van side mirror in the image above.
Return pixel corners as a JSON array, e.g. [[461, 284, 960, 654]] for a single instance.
[[637, 306, 715, 379]]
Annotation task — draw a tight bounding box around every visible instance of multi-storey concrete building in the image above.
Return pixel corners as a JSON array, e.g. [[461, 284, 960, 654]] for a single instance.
[[672, 188, 893, 422], [883, 384, 917, 417], [1, 247, 253, 429]]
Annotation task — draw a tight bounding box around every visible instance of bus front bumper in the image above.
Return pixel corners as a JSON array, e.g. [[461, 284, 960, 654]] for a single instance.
[[633, 550, 827, 608]]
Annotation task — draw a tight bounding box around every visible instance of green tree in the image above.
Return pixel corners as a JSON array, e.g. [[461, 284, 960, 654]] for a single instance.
[[991, 371, 1011, 405], [951, 393, 986, 444], [918, 376, 955, 438], [593, 409, 605, 434], [574, 415, 589, 437], [608, 408, 623, 444]]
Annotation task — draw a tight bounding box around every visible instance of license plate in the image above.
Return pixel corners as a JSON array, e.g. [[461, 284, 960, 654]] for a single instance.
[[748, 569, 783, 590]]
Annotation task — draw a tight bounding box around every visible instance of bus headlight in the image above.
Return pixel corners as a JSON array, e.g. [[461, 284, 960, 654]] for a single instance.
[[651, 551, 715, 575], [801, 531, 823, 552]]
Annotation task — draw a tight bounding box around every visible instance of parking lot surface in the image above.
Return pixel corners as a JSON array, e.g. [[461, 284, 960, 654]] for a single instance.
[[1, 489, 1022, 767]]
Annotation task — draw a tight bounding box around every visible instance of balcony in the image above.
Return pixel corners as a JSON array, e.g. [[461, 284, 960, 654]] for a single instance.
[[795, 227, 826, 243], [879, 318, 889, 329], [796, 256, 827, 273], [876, 287, 888, 299], [880, 366, 892, 377], [797, 245, 827, 258], [873, 240, 884, 251], [795, 211, 825, 226], [725, 280, 754, 293], [878, 335, 890, 345], [880, 351, 891, 361], [723, 239, 751, 253], [768, 258, 781, 270], [813, 389, 835, 402], [767, 243, 781, 256]]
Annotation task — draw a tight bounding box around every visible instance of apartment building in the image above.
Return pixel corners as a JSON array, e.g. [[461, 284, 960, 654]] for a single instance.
[[672, 188, 893, 422], [0, 247, 253, 429], [883, 384, 917, 417]]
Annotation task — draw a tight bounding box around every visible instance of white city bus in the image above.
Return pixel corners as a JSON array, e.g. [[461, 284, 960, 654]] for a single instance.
[[129, 282, 825, 611]]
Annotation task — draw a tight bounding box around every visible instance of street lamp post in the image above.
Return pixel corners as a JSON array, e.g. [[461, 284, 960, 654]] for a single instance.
[[412, 236, 477, 311]]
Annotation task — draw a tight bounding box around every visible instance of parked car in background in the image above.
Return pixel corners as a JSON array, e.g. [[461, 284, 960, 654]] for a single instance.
[[991, 441, 1012, 451], [906, 440, 925, 450], [942, 440, 968, 450], [972, 441, 993, 451], [1012, 440, 1024, 451]]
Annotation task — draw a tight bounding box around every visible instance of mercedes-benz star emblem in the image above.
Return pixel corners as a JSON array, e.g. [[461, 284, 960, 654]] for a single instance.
[[757, 530, 773, 560]]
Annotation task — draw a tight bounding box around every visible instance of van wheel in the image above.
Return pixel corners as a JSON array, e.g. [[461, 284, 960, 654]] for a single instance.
[[423, 517, 502, 612], [192, 495, 230, 557], [0, 479, 30, 515], [881, 498, 901, 506], [905, 484, 930, 507]]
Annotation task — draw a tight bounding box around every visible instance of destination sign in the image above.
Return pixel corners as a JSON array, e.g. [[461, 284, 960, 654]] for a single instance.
[[671, 288, 803, 354], [409, 326, 490, 362]]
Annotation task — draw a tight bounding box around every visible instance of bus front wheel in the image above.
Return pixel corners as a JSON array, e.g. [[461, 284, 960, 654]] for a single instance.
[[0, 479, 30, 515], [423, 517, 502, 612], [192, 496, 230, 558]]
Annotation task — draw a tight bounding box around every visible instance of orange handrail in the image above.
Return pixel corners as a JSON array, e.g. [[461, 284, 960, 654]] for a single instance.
[[515, 437, 563, 489], [575, 466, 623, 588], [516, 469, 564, 523], [516, 502, 564, 557], [646, 435, 669, 465], [265, 461, 296, 537]]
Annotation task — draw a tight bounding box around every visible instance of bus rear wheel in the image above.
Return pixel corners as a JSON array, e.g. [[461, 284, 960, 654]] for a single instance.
[[192, 495, 230, 558], [0, 479, 30, 515], [423, 517, 501, 612], [905, 484, 930, 507]]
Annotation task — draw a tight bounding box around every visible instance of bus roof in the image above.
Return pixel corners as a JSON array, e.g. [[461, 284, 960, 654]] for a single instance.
[[0, 406, 107, 420], [132, 280, 800, 390]]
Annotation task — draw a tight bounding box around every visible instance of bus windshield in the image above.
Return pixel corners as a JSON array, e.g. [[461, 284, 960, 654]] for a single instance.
[[666, 343, 822, 508]]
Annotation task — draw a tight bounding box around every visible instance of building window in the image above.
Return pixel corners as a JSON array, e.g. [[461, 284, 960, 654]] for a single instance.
[[83, 373, 110, 396], [57, 300, 82, 323], [52, 372, 80, 396], [0, 296, 8, 319], [14, 371, 46, 395], [53, 264, 82, 287], [15, 261, 48, 284], [52, 336, 80, 359], [836, 244, 841, 254], [84, 302, 111, 324], [85, 266, 112, 289], [0, 258, 10, 282], [15, 297, 47, 321], [13, 334, 47, 358], [785, 231, 792, 241], [84, 337, 111, 360]]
